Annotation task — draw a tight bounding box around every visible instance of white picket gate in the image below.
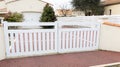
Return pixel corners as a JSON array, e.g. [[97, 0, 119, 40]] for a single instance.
[[4, 22, 100, 58], [58, 22, 100, 53]]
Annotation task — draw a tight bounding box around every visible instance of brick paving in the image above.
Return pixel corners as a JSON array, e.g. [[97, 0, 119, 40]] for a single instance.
[[0, 50, 120, 67]]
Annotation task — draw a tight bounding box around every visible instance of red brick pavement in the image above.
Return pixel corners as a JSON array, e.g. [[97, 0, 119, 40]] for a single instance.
[[0, 50, 120, 67]]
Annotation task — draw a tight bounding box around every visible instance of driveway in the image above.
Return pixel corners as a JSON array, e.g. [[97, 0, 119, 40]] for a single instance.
[[0, 50, 120, 67]]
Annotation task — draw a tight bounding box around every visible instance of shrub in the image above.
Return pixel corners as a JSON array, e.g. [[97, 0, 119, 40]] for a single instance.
[[40, 4, 57, 22], [4, 12, 23, 22], [40, 4, 57, 29]]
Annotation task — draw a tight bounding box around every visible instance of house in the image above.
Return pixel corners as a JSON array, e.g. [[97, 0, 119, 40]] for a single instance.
[[55, 9, 85, 17], [72, 10, 85, 16], [55, 9, 73, 17], [0, 1, 8, 14], [102, 0, 120, 15], [0, 0, 52, 22]]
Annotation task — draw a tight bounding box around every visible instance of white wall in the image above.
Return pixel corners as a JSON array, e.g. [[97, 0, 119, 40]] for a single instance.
[[99, 24, 120, 52], [104, 4, 120, 15], [0, 26, 6, 60], [6, 0, 46, 13]]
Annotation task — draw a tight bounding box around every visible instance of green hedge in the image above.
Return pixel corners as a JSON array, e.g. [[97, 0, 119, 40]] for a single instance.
[[5, 12, 23, 22]]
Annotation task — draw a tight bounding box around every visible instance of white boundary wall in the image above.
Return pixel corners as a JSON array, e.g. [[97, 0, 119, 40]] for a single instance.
[[99, 24, 120, 52]]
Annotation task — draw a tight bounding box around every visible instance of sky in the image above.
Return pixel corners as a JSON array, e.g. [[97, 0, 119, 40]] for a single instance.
[[42, 0, 105, 10], [42, 0, 72, 9]]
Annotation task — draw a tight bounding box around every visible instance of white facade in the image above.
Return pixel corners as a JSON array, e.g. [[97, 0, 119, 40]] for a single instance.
[[23, 12, 41, 22], [104, 4, 120, 15], [6, 0, 47, 13]]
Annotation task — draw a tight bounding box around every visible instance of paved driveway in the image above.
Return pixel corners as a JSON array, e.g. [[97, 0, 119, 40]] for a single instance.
[[0, 50, 120, 67]]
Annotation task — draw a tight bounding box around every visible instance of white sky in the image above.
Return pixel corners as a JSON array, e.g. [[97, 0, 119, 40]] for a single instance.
[[42, 0, 104, 10], [42, 0, 72, 9]]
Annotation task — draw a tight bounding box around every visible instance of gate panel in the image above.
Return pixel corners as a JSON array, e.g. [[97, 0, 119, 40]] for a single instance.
[[58, 22, 100, 53], [4, 22, 58, 58], [4, 22, 100, 58]]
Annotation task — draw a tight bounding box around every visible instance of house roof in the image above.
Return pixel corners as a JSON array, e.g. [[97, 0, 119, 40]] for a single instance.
[[0, 8, 8, 14], [5, 0, 53, 6], [5, 0, 20, 4], [0, 0, 53, 14], [102, 0, 120, 6], [40, 0, 53, 6], [0, 1, 8, 14]]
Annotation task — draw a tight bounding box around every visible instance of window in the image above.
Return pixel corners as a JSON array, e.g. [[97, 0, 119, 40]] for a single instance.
[[0, 19, 1, 24], [109, 9, 112, 15]]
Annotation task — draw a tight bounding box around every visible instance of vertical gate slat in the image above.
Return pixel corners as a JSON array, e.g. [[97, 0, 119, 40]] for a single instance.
[[73, 31, 76, 48], [25, 32, 28, 53], [90, 30, 93, 47], [53, 32, 55, 50], [55, 31, 57, 51], [66, 32, 69, 50], [92, 30, 95, 47], [85, 30, 88, 48], [46, 32, 49, 51], [68, 32, 70, 49], [42, 32, 45, 51], [69, 31, 72, 49], [64, 32, 66, 49], [75, 31, 78, 48], [20, 33, 24, 52], [87, 30, 90, 48], [76, 31, 79, 48], [51, 32, 54, 50], [62, 32, 65, 50], [84, 30, 87, 48], [29, 33, 33, 52], [15, 32, 19, 54], [60, 32, 63, 49], [10, 32, 15, 54], [34, 32, 37, 52], [38, 32, 41, 51]]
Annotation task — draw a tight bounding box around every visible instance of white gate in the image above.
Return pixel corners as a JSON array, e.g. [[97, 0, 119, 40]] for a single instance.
[[4, 22, 100, 58], [58, 22, 100, 53], [4, 22, 58, 58]]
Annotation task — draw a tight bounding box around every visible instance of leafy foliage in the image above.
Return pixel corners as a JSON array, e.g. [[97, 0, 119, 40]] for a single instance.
[[40, 4, 57, 22], [71, 0, 104, 16], [4, 12, 23, 22]]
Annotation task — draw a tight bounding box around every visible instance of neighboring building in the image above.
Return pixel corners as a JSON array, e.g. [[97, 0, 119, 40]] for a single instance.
[[72, 10, 85, 16], [0, 1, 8, 14], [102, 0, 120, 15], [55, 9, 73, 17], [0, 0, 52, 22], [55, 9, 85, 17]]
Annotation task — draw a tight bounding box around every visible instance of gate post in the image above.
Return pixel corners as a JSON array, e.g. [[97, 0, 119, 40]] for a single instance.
[[3, 22, 10, 58], [0, 23, 6, 60]]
